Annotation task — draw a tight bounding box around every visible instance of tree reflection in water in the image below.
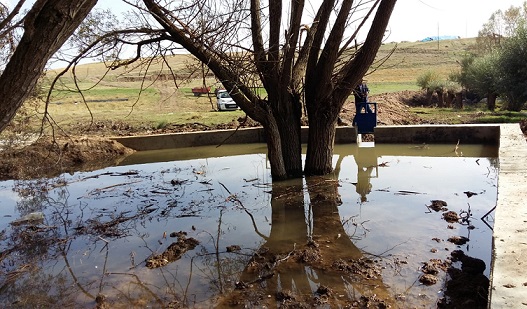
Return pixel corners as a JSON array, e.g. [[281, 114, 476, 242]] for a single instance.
[[0, 159, 393, 308], [217, 156, 393, 307]]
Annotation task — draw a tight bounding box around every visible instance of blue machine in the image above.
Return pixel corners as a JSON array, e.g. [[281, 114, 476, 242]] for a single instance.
[[354, 102, 377, 134]]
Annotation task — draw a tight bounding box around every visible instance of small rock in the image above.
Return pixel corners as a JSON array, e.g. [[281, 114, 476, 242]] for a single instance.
[[226, 245, 241, 252], [419, 274, 438, 285]]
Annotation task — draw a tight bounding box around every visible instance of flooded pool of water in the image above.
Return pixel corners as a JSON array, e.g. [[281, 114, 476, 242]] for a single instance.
[[0, 143, 498, 308]]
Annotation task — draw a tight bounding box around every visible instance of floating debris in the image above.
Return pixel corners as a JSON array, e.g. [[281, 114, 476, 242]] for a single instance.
[[10, 212, 44, 226], [447, 236, 470, 246], [146, 234, 199, 268], [442, 211, 460, 223], [463, 191, 478, 198], [428, 200, 448, 212], [226, 245, 241, 252]]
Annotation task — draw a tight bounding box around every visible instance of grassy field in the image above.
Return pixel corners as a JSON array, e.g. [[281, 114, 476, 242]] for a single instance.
[[32, 37, 511, 133]]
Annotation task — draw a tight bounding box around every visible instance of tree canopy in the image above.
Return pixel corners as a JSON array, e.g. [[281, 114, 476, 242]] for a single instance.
[[455, 1, 527, 111]]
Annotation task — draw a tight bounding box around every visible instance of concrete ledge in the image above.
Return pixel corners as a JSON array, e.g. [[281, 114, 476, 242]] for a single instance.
[[113, 124, 500, 151], [489, 123, 527, 308], [373, 124, 500, 144], [112, 127, 266, 151]]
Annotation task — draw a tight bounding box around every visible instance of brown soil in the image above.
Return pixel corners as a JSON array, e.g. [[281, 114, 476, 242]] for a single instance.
[[0, 136, 134, 180], [0, 90, 520, 180]]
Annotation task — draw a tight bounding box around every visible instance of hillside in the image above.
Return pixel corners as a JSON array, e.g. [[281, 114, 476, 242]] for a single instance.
[[368, 38, 476, 88], [49, 38, 475, 93], [36, 38, 476, 133]]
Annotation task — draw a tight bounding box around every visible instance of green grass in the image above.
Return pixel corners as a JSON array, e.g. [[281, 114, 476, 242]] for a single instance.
[[470, 111, 527, 124], [412, 106, 526, 124], [369, 82, 420, 94]]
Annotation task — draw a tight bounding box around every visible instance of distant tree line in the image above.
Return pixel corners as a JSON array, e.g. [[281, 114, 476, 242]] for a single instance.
[[453, 2, 527, 111], [415, 2, 527, 111]]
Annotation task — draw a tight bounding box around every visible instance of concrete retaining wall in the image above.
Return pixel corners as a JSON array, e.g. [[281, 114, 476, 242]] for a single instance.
[[113, 124, 500, 151]]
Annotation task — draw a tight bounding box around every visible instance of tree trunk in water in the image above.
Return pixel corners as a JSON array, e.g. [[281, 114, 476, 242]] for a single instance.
[[304, 113, 337, 175], [0, 0, 98, 132], [487, 93, 496, 111], [274, 93, 303, 178], [263, 118, 288, 180]]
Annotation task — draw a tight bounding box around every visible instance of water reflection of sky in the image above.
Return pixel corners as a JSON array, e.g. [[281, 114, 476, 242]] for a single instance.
[[337, 155, 497, 271], [0, 144, 498, 308]]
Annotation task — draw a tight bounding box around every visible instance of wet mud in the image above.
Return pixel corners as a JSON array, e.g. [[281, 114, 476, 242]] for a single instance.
[[146, 232, 199, 268]]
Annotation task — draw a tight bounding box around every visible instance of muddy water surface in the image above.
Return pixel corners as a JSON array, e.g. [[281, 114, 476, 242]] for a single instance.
[[0, 143, 498, 308]]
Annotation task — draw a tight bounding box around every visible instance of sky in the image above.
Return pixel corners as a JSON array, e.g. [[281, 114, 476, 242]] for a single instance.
[[2, 0, 524, 43], [93, 0, 524, 42], [386, 0, 524, 42]]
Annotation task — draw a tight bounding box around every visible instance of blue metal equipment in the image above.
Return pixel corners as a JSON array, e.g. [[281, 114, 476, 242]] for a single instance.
[[354, 102, 377, 134]]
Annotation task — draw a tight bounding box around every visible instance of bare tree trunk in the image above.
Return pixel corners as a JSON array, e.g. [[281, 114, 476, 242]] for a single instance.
[[487, 92, 497, 111], [274, 93, 303, 178], [0, 0, 97, 132], [455, 92, 464, 109], [144, 0, 396, 180], [426, 89, 434, 106], [446, 91, 455, 107], [437, 89, 444, 107], [263, 118, 288, 180]]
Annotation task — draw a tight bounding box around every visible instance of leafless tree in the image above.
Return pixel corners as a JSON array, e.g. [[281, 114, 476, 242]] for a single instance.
[[132, 0, 396, 179], [476, 2, 527, 53], [0, 0, 396, 180]]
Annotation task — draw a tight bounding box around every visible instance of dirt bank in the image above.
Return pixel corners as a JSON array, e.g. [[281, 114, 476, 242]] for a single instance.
[[0, 136, 134, 180]]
